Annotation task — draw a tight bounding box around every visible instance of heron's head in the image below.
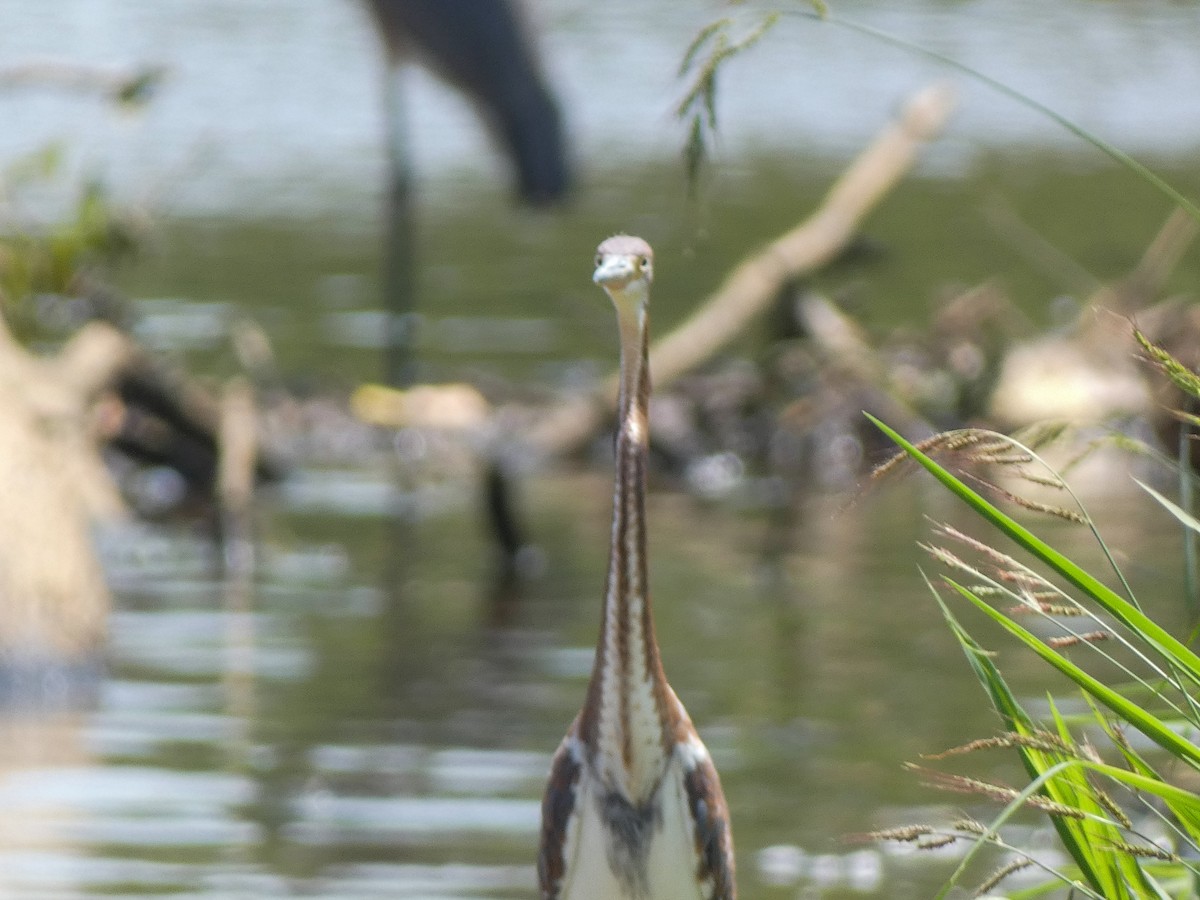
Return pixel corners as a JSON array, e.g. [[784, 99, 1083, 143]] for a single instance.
[[593, 235, 653, 313]]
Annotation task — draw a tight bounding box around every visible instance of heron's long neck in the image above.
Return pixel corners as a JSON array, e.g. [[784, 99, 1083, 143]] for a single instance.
[[580, 303, 674, 802]]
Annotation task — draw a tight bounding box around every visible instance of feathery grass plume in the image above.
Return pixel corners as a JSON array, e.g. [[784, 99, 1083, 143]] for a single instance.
[[971, 586, 1062, 603], [973, 856, 1033, 897], [991, 568, 1060, 590], [920, 542, 981, 578], [1047, 631, 1111, 650], [1103, 841, 1179, 862], [968, 451, 1036, 466], [934, 523, 1049, 580], [961, 437, 1035, 467], [970, 585, 1012, 597], [1016, 470, 1072, 489], [1136, 329, 1200, 402], [1005, 601, 1086, 617], [962, 472, 1088, 524], [872, 430, 981, 480], [952, 818, 988, 836], [1015, 421, 1072, 452], [1091, 784, 1134, 830], [922, 731, 1073, 760], [964, 437, 1024, 455], [852, 824, 936, 844], [916, 834, 960, 851], [904, 765, 1089, 819]]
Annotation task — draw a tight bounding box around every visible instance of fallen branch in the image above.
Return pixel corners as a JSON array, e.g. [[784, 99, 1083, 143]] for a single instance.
[[526, 80, 957, 458]]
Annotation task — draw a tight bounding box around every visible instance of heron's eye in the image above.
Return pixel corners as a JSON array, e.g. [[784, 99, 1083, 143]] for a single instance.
[[639, 257, 650, 269], [595, 254, 603, 268]]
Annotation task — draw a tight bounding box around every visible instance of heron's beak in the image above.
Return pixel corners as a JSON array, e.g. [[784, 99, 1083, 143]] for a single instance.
[[593, 255, 637, 290]]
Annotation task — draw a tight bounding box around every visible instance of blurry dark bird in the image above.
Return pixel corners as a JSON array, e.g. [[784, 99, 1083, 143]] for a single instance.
[[538, 236, 736, 899], [363, 0, 571, 387], [364, 0, 571, 206]]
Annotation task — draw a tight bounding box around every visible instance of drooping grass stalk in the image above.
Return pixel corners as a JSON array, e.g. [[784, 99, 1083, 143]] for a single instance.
[[782, 10, 1200, 226], [678, 7, 1199, 224]]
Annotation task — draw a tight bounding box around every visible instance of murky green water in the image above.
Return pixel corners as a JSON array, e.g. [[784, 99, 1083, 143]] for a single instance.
[[3, 0, 1200, 896], [5, 154, 1183, 898]]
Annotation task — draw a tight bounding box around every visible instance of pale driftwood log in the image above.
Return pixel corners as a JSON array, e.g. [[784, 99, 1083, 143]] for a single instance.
[[524, 81, 957, 459], [0, 317, 136, 664], [990, 207, 1198, 428]]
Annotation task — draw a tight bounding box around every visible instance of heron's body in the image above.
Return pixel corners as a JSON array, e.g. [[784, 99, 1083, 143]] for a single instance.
[[538, 236, 735, 900]]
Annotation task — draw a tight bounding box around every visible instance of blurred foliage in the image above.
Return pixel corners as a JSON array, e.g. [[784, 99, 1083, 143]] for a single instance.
[[0, 143, 140, 337], [0, 58, 161, 339], [676, 11, 782, 192]]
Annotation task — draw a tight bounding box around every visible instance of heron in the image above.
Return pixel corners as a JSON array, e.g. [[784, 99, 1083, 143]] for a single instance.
[[538, 236, 736, 899]]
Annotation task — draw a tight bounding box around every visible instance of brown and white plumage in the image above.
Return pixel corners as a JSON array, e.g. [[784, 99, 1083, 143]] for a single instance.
[[538, 236, 736, 900]]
